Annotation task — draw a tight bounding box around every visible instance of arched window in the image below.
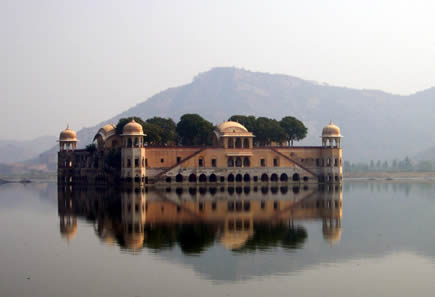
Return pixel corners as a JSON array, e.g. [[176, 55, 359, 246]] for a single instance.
[[243, 138, 250, 148], [292, 173, 300, 181], [280, 173, 288, 182], [227, 157, 234, 167], [243, 174, 250, 182], [235, 157, 242, 167], [243, 157, 250, 167]]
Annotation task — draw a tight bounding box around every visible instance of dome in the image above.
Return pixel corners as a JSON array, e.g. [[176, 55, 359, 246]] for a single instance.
[[217, 121, 249, 133], [59, 127, 77, 142], [122, 119, 144, 136], [322, 122, 342, 137], [102, 124, 116, 134]]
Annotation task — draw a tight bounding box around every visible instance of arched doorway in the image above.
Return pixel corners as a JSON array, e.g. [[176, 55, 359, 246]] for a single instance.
[[236, 174, 242, 182], [188, 174, 197, 182], [261, 173, 269, 182], [176, 174, 183, 183], [271, 173, 278, 182], [228, 174, 235, 182], [199, 174, 207, 182], [292, 173, 300, 181], [209, 174, 217, 182]]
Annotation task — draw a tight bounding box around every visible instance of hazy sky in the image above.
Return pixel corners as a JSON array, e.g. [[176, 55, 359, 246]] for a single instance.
[[2, 0, 435, 140]]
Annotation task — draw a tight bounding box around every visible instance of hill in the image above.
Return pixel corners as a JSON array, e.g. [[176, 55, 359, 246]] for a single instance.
[[0, 135, 57, 163], [33, 67, 435, 168]]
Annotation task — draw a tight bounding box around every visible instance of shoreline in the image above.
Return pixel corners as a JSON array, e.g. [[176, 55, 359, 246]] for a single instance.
[[344, 171, 435, 182]]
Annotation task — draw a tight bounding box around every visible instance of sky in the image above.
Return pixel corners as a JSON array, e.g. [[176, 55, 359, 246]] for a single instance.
[[2, 0, 435, 140]]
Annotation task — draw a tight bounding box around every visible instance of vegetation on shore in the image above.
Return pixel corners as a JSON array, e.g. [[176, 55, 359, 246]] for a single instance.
[[344, 156, 435, 173]]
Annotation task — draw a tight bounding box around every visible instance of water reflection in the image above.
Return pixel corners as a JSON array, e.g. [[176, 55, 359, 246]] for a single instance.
[[57, 184, 342, 254]]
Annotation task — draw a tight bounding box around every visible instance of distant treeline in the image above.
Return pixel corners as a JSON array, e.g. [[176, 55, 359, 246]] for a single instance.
[[344, 157, 435, 172], [113, 114, 307, 147]]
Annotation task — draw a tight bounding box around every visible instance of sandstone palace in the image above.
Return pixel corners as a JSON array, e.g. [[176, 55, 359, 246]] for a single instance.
[[57, 120, 343, 187]]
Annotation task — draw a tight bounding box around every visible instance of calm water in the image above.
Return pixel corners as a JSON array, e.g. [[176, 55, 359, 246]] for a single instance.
[[1, 182, 435, 297]]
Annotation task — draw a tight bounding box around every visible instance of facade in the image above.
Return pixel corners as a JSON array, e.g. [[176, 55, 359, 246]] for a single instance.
[[58, 120, 343, 187]]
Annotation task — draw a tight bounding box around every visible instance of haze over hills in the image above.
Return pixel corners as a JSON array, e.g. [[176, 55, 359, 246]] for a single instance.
[[0, 136, 57, 164], [22, 67, 435, 169]]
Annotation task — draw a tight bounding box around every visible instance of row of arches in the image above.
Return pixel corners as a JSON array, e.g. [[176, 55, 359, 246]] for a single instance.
[[227, 157, 250, 167], [318, 175, 342, 183], [170, 185, 308, 196], [166, 173, 309, 183]]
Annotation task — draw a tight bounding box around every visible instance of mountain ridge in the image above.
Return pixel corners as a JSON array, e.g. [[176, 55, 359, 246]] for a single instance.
[[24, 67, 435, 168]]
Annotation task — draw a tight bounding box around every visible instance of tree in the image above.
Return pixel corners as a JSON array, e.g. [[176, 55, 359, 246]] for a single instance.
[[85, 143, 96, 153], [146, 117, 177, 144], [254, 117, 287, 146], [104, 149, 121, 170], [279, 116, 308, 146], [115, 116, 178, 145], [176, 114, 214, 146], [142, 123, 163, 144], [228, 115, 257, 133]]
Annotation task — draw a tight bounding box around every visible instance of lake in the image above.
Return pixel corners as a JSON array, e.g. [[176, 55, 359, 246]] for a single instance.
[[1, 181, 435, 297]]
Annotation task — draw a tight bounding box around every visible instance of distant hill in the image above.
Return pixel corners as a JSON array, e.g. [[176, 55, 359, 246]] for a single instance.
[[0, 135, 57, 163], [32, 67, 435, 167]]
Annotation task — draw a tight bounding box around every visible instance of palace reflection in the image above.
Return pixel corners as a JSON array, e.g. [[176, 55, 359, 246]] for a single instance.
[[57, 184, 342, 253]]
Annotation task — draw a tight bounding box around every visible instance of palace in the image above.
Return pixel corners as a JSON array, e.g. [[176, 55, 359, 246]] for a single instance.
[[58, 120, 343, 186]]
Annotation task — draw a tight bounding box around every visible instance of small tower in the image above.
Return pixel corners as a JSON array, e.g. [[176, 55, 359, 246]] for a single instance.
[[121, 119, 146, 184], [58, 126, 78, 151], [320, 122, 343, 183], [58, 126, 78, 185], [321, 121, 342, 148]]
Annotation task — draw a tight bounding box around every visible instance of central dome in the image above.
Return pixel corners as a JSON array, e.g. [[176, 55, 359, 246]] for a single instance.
[[122, 119, 144, 135], [217, 121, 249, 133]]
